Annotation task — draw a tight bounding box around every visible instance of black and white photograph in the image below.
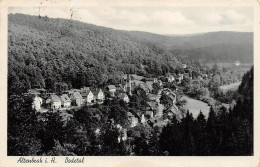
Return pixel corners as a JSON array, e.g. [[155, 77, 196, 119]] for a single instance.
[[4, 1, 255, 159]]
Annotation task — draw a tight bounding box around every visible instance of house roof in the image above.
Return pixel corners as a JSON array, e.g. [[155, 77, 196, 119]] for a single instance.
[[60, 94, 71, 102], [92, 88, 103, 96], [82, 89, 92, 97], [143, 83, 153, 91], [47, 95, 61, 102], [127, 112, 133, 117], [146, 78, 156, 81], [33, 96, 43, 103], [123, 74, 144, 81], [118, 93, 128, 99], [73, 92, 82, 99], [132, 80, 145, 86], [146, 81, 154, 87], [107, 85, 116, 90], [28, 89, 40, 95], [81, 87, 90, 92], [145, 111, 153, 115], [147, 101, 157, 110], [138, 83, 149, 92]]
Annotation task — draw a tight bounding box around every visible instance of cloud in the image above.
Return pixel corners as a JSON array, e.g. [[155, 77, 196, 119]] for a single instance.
[[205, 12, 223, 24], [116, 10, 149, 25], [152, 11, 195, 26], [8, 7, 253, 34], [225, 10, 250, 24]]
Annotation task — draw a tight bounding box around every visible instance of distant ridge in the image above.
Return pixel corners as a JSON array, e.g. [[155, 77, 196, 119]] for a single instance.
[[125, 30, 253, 63]]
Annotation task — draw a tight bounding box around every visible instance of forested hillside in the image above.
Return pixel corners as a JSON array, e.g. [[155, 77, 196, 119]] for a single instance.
[[126, 31, 253, 63], [8, 14, 183, 94]]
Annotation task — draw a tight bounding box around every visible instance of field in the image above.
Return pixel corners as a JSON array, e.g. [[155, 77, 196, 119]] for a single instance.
[[220, 82, 241, 93], [180, 96, 210, 118]]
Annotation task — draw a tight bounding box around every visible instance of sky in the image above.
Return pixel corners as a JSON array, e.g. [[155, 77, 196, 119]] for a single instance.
[[8, 6, 253, 35]]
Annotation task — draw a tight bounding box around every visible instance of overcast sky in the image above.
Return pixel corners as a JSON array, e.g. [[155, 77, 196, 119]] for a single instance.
[[9, 6, 253, 35]]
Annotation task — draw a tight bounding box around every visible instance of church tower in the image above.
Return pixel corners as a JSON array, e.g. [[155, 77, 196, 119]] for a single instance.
[[126, 74, 132, 96]]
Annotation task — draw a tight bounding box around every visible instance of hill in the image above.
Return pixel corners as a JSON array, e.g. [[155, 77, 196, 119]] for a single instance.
[[126, 31, 253, 63], [8, 14, 184, 94]]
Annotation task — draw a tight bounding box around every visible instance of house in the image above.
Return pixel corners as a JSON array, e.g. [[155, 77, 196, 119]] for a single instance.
[[158, 80, 163, 86], [202, 74, 208, 79], [115, 84, 126, 92], [70, 92, 83, 106], [81, 87, 94, 104], [118, 128, 127, 142], [28, 89, 41, 96], [92, 88, 105, 103], [183, 64, 187, 69], [131, 80, 145, 88], [141, 114, 146, 124], [138, 83, 150, 94], [179, 74, 184, 80], [176, 74, 183, 83], [145, 111, 154, 119], [118, 93, 130, 103], [32, 96, 43, 111], [123, 74, 144, 81], [60, 94, 71, 108], [162, 88, 177, 103], [165, 75, 175, 82], [127, 112, 139, 127], [145, 78, 158, 83], [35, 88, 47, 94], [46, 95, 62, 109], [145, 81, 154, 91], [184, 73, 192, 79], [147, 101, 158, 111], [106, 85, 117, 97]]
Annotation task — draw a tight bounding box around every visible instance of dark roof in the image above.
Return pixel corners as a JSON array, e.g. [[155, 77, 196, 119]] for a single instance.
[[92, 88, 102, 96], [49, 95, 61, 102], [60, 94, 71, 102], [73, 92, 82, 99], [82, 89, 92, 97], [28, 89, 40, 95], [81, 87, 90, 93]]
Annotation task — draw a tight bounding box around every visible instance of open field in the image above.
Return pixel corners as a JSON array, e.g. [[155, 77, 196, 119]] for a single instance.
[[220, 82, 241, 93], [180, 96, 210, 118]]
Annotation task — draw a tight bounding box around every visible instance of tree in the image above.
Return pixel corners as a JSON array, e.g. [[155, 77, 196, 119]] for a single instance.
[[194, 111, 209, 155], [152, 82, 160, 94], [160, 92, 173, 110], [206, 107, 218, 155], [8, 95, 42, 155], [46, 140, 76, 156]]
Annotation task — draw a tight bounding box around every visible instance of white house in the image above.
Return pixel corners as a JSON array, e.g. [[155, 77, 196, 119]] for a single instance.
[[70, 92, 83, 106], [92, 88, 105, 103], [141, 114, 146, 124], [165, 75, 175, 82], [32, 96, 43, 111], [145, 78, 158, 83], [46, 95, 62, 109], [60, 94, 71, 108], [106, 85, 117, 97], [118, 93, 130, 103], [81, 87, 94, 104]]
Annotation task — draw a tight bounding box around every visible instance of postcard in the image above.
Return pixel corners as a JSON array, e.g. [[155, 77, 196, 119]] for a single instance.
[[0, 0, 259, 166]]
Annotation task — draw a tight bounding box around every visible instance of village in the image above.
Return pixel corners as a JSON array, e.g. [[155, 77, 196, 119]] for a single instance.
[[28, 64, 205, 130]]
